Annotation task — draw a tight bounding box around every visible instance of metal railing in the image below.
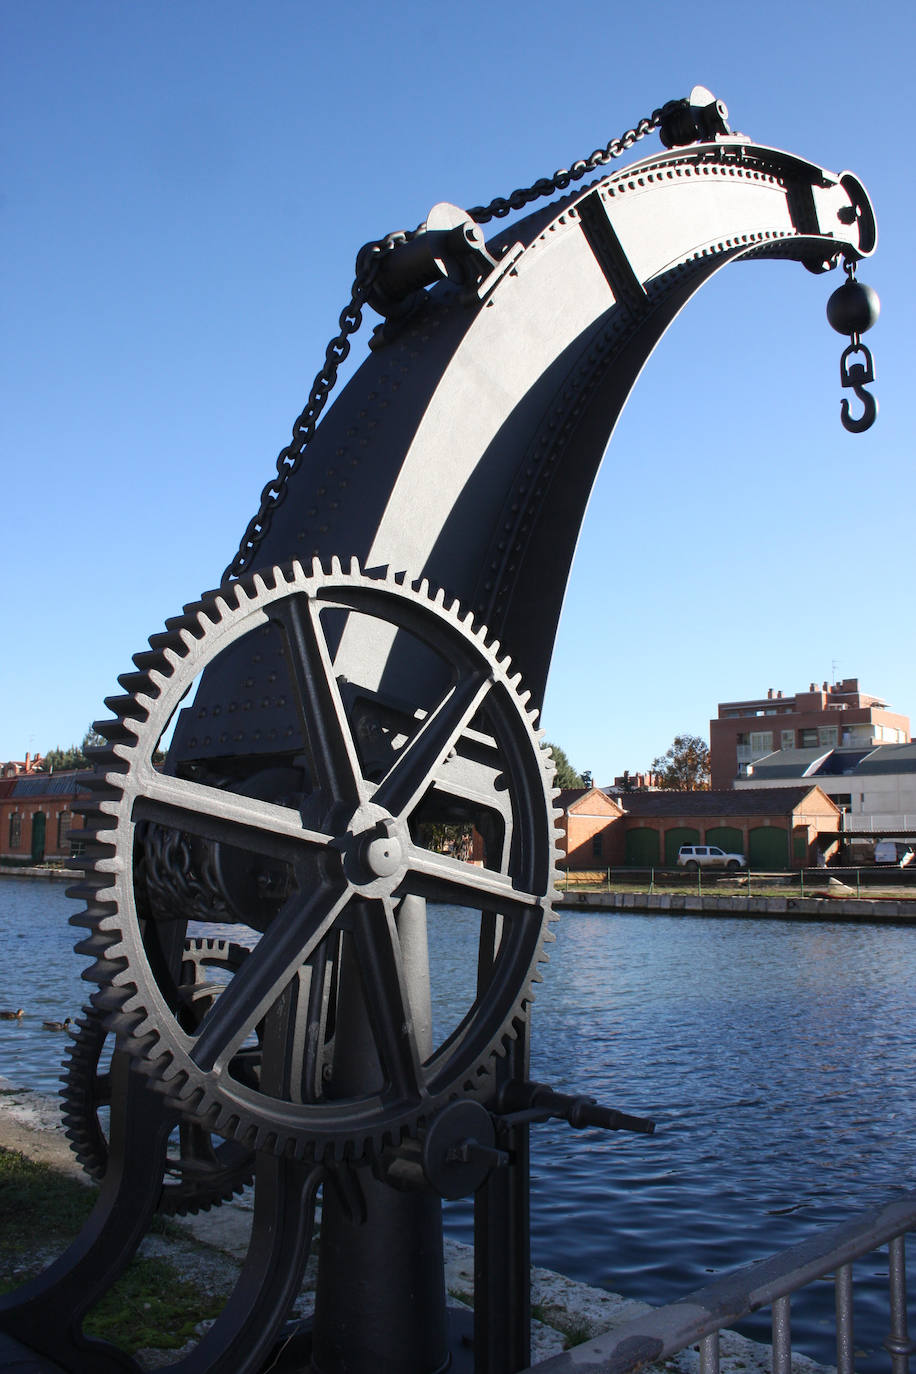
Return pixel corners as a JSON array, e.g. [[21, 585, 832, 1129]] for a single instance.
[[841, 815, 916, 834], [526, 1191, 915, 1373], [557, 867, 916, 898]]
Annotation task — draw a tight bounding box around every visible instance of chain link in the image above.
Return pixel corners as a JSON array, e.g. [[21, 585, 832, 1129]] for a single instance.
[[221, 232, 414, 583], [222, 105, 667, 583], [466, 110, 665, 225]]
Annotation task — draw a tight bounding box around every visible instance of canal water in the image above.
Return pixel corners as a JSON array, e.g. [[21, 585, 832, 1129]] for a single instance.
[[1, 877, 913, 1369]]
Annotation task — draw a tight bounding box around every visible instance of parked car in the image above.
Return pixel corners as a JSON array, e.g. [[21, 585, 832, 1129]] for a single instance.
[[677, 844, 747, 872], [874, 840, 915, 867]]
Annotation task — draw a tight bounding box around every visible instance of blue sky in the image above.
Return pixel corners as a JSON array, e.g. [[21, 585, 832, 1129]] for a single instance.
[[3, 0, 914, 783]]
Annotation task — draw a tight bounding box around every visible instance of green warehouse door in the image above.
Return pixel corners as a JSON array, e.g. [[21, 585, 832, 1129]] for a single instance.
[[665, 827, 700, 866], [31, 812, 46, 864], [706, 826, 743, 854], [625, 828, 659, 867], [748, 826, 788, 870]]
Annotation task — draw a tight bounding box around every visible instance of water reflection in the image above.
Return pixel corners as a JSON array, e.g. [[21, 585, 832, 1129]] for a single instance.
[[1, 881, 913, 1369]]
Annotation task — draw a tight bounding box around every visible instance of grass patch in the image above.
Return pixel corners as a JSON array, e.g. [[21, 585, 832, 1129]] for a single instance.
[[0, 1147, 95, 1252], [0, 1147, 227, 1354], [85, 1256, 224, 1353]]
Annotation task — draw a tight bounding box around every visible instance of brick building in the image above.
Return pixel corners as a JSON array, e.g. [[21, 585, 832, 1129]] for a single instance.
[[709, 678, 910, 790], [557, 787, 625, 868], [557, 785, 841, 871], [0, 770, 89, 864]]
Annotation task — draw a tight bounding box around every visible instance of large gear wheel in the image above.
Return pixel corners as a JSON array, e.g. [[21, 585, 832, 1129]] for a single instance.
[[60, 939, 256, 1215], [70, 559, 559, 1163]]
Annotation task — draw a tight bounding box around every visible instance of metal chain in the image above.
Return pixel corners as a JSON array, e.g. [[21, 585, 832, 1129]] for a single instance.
[[221, 230, 415, 583], [466, 109, 666, 224], [222, 105, 667, 583]]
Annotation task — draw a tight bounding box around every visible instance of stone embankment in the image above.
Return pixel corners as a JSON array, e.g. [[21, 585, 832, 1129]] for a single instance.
[[0, 866, 76, 882], [557, 888, 916, 921], [0, 1085, 832, 1373]]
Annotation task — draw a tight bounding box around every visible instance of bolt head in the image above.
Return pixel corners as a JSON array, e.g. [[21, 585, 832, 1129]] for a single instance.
[[364, 834, 403, 878]]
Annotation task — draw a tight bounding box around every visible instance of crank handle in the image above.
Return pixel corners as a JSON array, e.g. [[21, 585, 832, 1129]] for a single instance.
[[446, 1139, 511, 1170], [498, 1079, 655, 1135]]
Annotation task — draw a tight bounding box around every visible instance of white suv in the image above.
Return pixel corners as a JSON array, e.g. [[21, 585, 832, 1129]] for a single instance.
[[677, 844, 746, 872]]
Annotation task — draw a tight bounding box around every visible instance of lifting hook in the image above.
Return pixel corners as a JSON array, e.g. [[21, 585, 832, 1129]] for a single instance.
[[827, 259, 879, 434], [839, 341, 878, 434]]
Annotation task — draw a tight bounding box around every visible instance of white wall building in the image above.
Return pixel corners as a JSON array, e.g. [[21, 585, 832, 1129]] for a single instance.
[[733, 742, 916, 832]]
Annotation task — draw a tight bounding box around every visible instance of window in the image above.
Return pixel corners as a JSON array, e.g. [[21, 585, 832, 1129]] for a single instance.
[[818, 726, 837, 747], [591, 833, 603, 858], [781, 729, 795, 749], [800, 729, 818, 748], [9, 814, 22, 849], [57, 812, 72, 849], [750, 731, 773, 755]]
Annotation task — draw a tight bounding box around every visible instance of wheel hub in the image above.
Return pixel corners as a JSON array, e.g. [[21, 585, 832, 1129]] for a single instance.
[[338, 802, 410, 897]]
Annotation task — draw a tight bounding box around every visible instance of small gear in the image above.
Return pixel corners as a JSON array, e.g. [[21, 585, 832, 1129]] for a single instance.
[[70, 560, 559, 1162], [60, 939, 255, 1215]]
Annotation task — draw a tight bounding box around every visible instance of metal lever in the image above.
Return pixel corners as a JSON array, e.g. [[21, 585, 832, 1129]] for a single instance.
[[497, 1079, 655, 1135], [446, 1139, 511, 1170]]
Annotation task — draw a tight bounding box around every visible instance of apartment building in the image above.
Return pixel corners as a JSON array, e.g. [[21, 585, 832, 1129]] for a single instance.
[[709, 678, 910, 790]]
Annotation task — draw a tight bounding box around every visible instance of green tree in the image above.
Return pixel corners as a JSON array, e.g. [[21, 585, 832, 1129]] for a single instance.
[[545, 742, 585, 789], [650, 734, 710, 791], [43, 727, 107, 772]]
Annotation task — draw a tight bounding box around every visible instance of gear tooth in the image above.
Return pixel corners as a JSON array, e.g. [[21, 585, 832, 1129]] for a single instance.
[[66, 884, 114, 908], [415, 577, 430, 599], [91, 718, 132, 746], [80, 955, 129, 984], [236, 576, 258, 608], [147, 627, 188, 654], [329, 555, 343, 578], [165, 608, 199, 635], [117, 669, 155, 697], [132, 647, 168, 674], [91, 985, 133, 1015], [103, 693, 148, 722], [73, 931, 119, 960]]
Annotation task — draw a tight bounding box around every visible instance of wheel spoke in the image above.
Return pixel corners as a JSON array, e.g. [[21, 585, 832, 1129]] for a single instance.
[[373, 669, 493, 822], [267, 592, 367, 810], [349, 898, 425, 1104], [190, 875, 352, 1074], [133, 772, 331, 865], [403, 844, 542, 918]]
